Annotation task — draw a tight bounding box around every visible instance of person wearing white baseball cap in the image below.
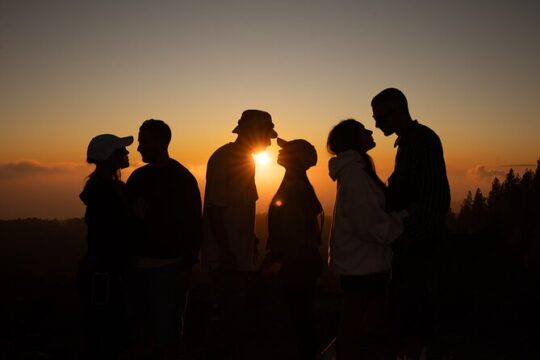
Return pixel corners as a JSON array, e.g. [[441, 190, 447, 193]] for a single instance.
[[86, 134, 134, 164], [78, 133, 133, 358]]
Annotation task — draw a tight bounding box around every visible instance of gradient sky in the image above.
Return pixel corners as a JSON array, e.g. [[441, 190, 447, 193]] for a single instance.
[[1, 0, 539, 219]]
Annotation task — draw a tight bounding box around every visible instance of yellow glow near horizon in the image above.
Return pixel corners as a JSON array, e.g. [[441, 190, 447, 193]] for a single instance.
[[254, 151, 271, 166]]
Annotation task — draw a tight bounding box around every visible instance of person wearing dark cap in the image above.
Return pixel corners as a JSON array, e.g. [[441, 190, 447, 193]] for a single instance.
[[78, 133, 133, 359], [371, 88, 450, 360], [126, 119, 203, 359], [262, 138, 323, 360], [201, 109, 277, 359]]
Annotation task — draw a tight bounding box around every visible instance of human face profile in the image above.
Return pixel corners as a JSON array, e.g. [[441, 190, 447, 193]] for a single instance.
[[115, 147, 130, 169], [372, 104, 398, 136], [358, 125, 376, 152], [247, 131, 273, 153], [137, 130, 159, 163], [277, 147, 292, 168]]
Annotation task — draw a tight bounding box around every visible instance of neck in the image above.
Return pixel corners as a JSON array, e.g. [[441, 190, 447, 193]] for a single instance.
[[234, 136, 254, 153], [284, 168, 308, 181], [395, 116, 414, 137], [149, 152, 171, 166], [95, 165, 117, 182]]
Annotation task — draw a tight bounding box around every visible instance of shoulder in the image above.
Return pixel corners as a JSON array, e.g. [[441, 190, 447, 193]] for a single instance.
[[412, 121, 443, 149], [128, 164, 150, 180], [342, 161, 368, 182], [207, 143, 236, 174], [169, 159, 198, 184], [80, 178, 118, 205], [209, 143, 235, 161]]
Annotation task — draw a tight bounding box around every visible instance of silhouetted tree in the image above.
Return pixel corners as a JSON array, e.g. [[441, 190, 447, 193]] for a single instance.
[[487, 177, 502, 209], [453, 158, 540, 269], [458, 190, 473, 232], [470, 188, 487, 232]]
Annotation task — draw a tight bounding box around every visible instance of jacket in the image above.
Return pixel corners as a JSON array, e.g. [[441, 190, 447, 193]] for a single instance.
[[328, 150, 406, 275]]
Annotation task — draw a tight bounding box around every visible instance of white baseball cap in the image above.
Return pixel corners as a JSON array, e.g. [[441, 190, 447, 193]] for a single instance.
[[86, 134, 133, 163]]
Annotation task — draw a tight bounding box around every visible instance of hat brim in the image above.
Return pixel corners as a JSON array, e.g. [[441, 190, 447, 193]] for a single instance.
[[232, 126, 278, 139], [116, 136, 134, 148], [277, 137, 289, 148]]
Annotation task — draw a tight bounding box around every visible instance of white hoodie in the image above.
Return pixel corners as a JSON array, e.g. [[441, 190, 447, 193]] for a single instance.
[[328, 150, 407, 276]]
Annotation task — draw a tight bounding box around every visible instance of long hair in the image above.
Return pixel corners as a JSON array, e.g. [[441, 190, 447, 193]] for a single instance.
[[86, 156, 121, 182], [327, 119, 386, 191]]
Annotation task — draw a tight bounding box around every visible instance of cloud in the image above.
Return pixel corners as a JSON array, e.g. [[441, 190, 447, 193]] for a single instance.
[[467, 165, 506, 180], [0, 160, 87, 180], [466, 164, 536, 182]]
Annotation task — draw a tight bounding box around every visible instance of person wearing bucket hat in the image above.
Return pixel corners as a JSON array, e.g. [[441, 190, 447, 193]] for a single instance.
[[232, 109, 278, 141], [201, 109, 277, 357], [202, 109, 277, 273], [78, 133, 133, 358], [262, 137, 323, 360]]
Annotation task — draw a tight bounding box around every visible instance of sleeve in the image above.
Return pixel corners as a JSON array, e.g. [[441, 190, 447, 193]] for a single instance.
[[180, 174, 203, 270], [407, 136, 450, 240], [343, 167, 406, 245], [204, 150, 228, 207]]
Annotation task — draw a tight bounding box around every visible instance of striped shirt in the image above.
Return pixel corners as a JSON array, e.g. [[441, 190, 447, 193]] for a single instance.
[[386, 120, 450, 248]]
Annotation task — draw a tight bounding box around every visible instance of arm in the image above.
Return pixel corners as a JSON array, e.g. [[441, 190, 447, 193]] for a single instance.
[[344, 167, 407, 245], [205, 205, 236, 270], [181, 175, 203, 270], [204, 151, 236, 270], [407, 136, 450, 241]]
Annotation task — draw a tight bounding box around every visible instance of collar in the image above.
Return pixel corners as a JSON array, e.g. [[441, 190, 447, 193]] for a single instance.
[[394, 120, 418, 148]]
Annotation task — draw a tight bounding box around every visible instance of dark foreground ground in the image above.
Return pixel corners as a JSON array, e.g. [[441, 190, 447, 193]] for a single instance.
[[1, 218, 539, 359]]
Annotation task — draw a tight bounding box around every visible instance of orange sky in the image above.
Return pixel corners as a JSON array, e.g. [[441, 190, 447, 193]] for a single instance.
[[1, 0, 539, 219]]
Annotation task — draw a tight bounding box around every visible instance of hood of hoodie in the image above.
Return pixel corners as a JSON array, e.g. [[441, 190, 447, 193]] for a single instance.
[[328, 150, 366, 181]]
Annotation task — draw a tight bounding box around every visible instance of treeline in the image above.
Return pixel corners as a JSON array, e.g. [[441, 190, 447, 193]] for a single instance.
[[448, 158, 540, 274]]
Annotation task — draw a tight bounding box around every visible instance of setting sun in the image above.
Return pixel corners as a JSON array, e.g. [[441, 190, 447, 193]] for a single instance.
[[254, 151, 271, 166]]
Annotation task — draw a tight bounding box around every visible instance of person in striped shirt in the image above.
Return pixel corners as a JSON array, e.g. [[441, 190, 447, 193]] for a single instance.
[[371, 88, 450, 360]]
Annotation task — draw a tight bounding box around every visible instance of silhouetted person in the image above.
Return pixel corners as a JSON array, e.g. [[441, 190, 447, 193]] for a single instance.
[[78, 134, 134, 359], [126, 119, 202, 359], [371, 88, 450, 360], [327, 119, 407, 360], [263, 138, 323, 360], [201, 109, 277, 359]]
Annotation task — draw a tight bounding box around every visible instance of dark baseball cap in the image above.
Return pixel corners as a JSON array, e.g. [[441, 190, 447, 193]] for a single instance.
[[277, 137, 317, 169]]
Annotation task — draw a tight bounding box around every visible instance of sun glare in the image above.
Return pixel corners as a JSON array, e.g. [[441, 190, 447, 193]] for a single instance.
[[254, 151, 271, 166]]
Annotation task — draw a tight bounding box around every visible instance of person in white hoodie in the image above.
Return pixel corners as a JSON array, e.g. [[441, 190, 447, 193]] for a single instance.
[[327, 119, 408, 360]]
